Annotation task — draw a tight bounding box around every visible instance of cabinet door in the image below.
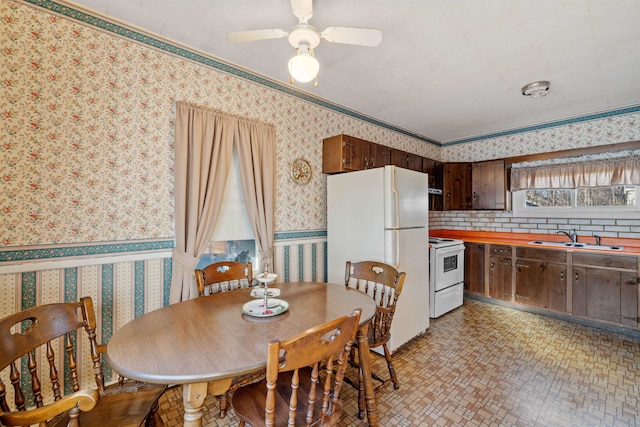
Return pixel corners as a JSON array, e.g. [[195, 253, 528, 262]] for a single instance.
[[391, 149, 408, 168], [584, 268, 621, 323], [515, 260, 566, 310], [322, 135, 363, 173], [489, 256, 512, 301], [572, 266, 587, 316], [620, 272, 639, 327], [361, 140, 376, 170], [423, 159, 444, 189], [464, 243, 485, 295], [423, 159, 444, 211], [573, 267, 637, 326], [472, 159, 506, 210], [547, 263, 567, 312], [374, 145, 393, 167], [406, 153, 423, 171], [342, 135, 364, 171], [444, 163, 472, 210]]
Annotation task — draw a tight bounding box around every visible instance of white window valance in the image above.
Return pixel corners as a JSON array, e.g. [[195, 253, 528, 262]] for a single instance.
[[510, 149, 640, 191]]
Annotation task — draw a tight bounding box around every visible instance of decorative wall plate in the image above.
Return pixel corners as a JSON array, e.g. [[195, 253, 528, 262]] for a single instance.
[[290, 157, 312, 185]]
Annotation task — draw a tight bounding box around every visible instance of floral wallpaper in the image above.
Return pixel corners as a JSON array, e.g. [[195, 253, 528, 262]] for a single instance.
[[1, 0, 638, 249], [0, 0, 437, 247], [442, 112, 640, 162]]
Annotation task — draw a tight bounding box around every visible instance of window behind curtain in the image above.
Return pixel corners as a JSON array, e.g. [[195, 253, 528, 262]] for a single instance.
[[196, 145, 257, 270], [524, 186, 637, 208]]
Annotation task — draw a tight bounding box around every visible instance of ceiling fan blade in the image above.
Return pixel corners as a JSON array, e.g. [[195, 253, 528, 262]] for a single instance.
[[227, 29, 288, 43], [320, 26, 383, 47], [291, 0, 313, 23]]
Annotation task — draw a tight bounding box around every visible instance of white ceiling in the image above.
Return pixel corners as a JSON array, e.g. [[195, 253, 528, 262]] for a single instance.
[[69, 0, 640, 144]]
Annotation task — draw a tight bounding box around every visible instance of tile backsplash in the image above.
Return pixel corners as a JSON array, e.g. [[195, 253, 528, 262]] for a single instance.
[[430, 211, 640, 240]]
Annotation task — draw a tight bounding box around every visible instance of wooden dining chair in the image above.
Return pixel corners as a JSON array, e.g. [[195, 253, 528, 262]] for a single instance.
[[232, 308, 362, 427], [0, 296, 166, 427], [194, 260, 259, 418], [344, 260, 406, 419], [195, 260, 253, 296]]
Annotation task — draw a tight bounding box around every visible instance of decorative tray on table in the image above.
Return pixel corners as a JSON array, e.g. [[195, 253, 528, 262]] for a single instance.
[[250, 287, 281, 298], [241, 298, 289, 317]]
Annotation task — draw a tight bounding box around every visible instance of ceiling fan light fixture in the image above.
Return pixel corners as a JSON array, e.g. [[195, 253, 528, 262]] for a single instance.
[[521, 81, 550, 98], [288, 46, 319, 83]]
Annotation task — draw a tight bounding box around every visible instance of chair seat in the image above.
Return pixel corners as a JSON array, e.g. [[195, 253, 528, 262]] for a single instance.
[[233, 367, 342, 427], [364, 325, 390, 348], [49, 381, 166, 427]]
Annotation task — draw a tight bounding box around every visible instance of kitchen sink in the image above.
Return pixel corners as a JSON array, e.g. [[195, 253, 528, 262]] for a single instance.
[[528, 241, 624, 251]]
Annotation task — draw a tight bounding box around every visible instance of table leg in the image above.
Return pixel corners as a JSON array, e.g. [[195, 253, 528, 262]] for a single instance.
[[183, 381, 207, 427], [356, 324, 378, 427]]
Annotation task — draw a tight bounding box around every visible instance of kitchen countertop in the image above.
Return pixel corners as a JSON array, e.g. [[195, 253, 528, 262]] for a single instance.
[[429, 229, 640, 256]]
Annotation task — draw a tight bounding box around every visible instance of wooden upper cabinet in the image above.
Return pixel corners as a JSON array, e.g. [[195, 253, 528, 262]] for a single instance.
[[361, 140, 376, 170], [444, 162, 472, 210], [472, 159, 506, 210], [373, 144, 393, 168], [322, 135, 364, 173], [391, 149, 408, 169], [322, 134, 428, 175], [406, 153, 423, 171], [391, 149, 421, 171], [423, 158, 444, 211]]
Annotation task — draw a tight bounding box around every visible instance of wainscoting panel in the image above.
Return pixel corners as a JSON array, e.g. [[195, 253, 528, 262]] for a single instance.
[[0, 232, 329, 408], [0, 248, 173, 402], [273, 231, 327, 284]]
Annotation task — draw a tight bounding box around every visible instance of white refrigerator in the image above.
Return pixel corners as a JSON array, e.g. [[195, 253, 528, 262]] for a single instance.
[[327, 165, 429, 353]]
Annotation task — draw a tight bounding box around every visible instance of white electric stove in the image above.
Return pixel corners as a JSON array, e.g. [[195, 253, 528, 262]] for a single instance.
[[428, 237, 465, 318]]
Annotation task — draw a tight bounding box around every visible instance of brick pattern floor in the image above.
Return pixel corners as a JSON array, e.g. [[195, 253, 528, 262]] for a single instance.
[[156, 299, 640, 426]]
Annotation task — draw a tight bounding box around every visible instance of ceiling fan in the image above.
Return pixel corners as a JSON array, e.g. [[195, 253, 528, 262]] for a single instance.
[[227, 0, 383, 85]]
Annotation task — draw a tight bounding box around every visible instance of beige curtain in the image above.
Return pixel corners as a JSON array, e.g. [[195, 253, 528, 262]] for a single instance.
[[171, 102, 275, 303], [236, 121, 276, 271], [511, 152, 640, 191]]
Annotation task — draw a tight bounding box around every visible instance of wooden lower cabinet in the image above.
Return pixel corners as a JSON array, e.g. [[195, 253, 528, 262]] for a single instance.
[[514, 248, 567, 312], [515, 259, 566, 311], [489, 245, 513, 301], [489, 256, 512, 301], [464, 243, 485, 295], [467, 243, 639, 331], [572, 266, 639, 327]]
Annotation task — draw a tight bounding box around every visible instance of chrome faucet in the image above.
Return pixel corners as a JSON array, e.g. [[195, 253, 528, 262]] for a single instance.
[[556, 229, 577, 243]]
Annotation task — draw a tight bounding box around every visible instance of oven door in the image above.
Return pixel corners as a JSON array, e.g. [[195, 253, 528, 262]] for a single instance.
[[432, 245, 465, 292]]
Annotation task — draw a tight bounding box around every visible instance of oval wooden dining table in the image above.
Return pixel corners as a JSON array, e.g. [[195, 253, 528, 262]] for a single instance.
[[106, 281, 379, 426]]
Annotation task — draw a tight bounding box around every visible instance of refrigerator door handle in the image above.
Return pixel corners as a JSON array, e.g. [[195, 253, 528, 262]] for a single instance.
[[387, 229, 400, 268], [389, 168, 399, 229]]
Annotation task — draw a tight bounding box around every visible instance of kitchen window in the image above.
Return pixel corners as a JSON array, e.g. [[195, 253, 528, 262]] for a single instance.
[[512, 185, 639, 218], [510, 149, 640, 218]]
